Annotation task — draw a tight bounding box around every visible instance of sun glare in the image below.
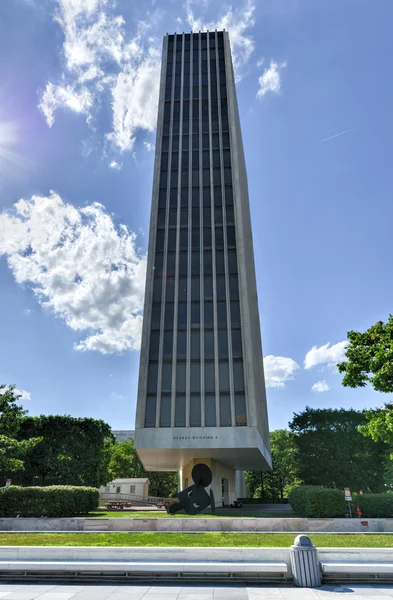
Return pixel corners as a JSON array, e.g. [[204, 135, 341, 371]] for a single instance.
[[0, 118, 23, 173]]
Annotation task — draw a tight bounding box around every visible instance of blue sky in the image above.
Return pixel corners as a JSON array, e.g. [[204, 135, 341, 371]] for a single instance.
[[0, 0, 392, 432]]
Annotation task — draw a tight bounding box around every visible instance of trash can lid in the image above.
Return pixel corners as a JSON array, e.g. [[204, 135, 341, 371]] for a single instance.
[[293, 534, 313, 547]]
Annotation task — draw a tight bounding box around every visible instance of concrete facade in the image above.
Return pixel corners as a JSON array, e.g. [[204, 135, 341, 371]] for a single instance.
[[134, 31, 271, 504]]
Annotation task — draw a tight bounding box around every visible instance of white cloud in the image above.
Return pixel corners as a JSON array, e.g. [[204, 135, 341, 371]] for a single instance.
[[109, 160, 122, 170], [312, 380, 330, 393], [38, 0, 162, 152], [12, 388, 31, 401], [144, 141, 155, 152], [39, 82, 93, 127], [263, 355, 299, 388], [184, 0, 256, 80], [257, 60, 287, 99], [304, 341, 348, 370], [0, 192, 146, 354]]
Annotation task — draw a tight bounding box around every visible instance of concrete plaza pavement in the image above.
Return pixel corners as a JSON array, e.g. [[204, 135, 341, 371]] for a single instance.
[[1, 584, 393, 600]]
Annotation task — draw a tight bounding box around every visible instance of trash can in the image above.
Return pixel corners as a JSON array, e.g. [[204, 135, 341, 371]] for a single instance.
[[290, 534, 321, 587]]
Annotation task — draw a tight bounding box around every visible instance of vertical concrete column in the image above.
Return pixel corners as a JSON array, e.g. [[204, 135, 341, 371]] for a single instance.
[[235, 470, 246, 499]]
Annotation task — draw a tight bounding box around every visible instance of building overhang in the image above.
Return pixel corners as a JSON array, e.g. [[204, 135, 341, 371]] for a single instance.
[[134, 426, 272, 472]]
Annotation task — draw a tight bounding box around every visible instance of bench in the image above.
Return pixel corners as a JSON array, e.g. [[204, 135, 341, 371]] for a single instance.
[[0, 560, 288, 581], [321, 562, 393, 581]]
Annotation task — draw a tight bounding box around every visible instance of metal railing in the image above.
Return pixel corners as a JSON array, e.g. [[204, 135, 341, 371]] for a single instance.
[[99, 492, 175, 508]]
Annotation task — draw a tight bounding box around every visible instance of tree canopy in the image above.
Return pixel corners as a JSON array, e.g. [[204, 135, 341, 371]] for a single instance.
[[0, 385, 41, 474], [289, 407, 387, 492], [338, 315, 393, 392], [11, 415, 113, 487], [246, 430, 301, 500]]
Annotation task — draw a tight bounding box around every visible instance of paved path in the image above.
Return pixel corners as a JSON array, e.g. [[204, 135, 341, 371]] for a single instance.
[[1, 584, 393, 600]]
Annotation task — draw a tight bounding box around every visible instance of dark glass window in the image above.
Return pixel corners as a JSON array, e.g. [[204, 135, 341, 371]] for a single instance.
[[212, 133, 220, 149], [170, 189, 178, 206], [153, 277, 162, 302], [172, 136, 179, 151], [232, 329, 243, 358], [190, 362, 200, 393], [179, 252, 188, 276], [214, 187, 222, 206], [192, 151, 199, 168], [191, 331, 200, 359], [190, 395, 201, 427], [180, 205, 188, 227], [155, 252, 164, 275], [222, 132, 230, 148], [191, 251, 200, 275], [204, 330, 214, 359], [181, 151, 189, 171], [160, 394, 171, 427], [192, 134, 199, 151], [213, 151, 220, 168], [219, 361, 230, 392], [160, 171, 168, 189], [151, 303, 161, 330], [205, 362, 215, 393], [223, 149, 231, 167], [164, 302, 174, 329], [171, 152, 179, 170], [176, 363, 186, 393], [169, 206, 177, 227], [191, 277, 200, 301], [179, 277, 187, 302], [234, 360, 245, 391], [202, 169, 210, 187], [215, 206, 223, 226], [235, 394, 247, 426], [149, 332, 160, 360], [145, 396, 156, 427], [217, 301, 227, 329], [229, 275, 239, 299], [192, 170, 199, 187], [157, 208, 166, 229], [158, 189, 167, 209], [175, 395, 186, 427], [170, 171, 178, 188], [181, 188, 188, 206], [228, 250, 238, 273], [204, 301, 214, 329], [220, 394, 231, 426], [202, 134, 209, 149], [180, 229, 188, 250], [226, 205, 234, 224], [178, 302, 187, 329], [163, 331, 173, 359], [213, 169, 221, 186], [203, 227, 212, 247], [166, 277, 175, 302], [203, 187, 210, 204], [167, 251, 175, 275], [161, 153, 168, 170], [204, 252, 212, 274], [218, 330, 228, 358], [204, 276, 213, 299], [192, 206, 200, 225], [205, 395, 216, 427], [203, 206, 211, 227], [147, 362, 158, 394], [192, 228, 200, 251], [177, 331, 186, 359], [203, 150, 210, 168], [191, 302, 200, 328], [224, 168, 232, 186], [231, 301, 241, 328], [216, 276, 226, 301], [161, 363, 172, 394], [216, 250, 225, 274], [227, 226, 236, 247], [215, 227, 224, 248]]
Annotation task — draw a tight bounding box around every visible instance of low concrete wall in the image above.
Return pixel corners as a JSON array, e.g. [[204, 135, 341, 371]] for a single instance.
[[1, 517, 393, 532]]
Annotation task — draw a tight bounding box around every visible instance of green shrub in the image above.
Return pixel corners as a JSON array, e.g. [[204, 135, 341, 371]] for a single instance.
[[352, 493, 393, 518], [289, 485, 346, 517], [0, 486, 99, 518]]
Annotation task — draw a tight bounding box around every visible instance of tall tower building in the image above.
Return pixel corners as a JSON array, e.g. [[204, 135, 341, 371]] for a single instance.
[[135, 30, 271, 506]]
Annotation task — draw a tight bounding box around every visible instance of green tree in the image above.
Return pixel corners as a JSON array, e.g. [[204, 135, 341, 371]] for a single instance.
[[337, 316, 393, 392], [360, 404, 393, 457], [289, 407, 387, 492], [105, 439, 178, 497], [13, 415, 113, 487], [246, 430, 301, 500], [108, 440, 145, 480], [0, 385, 41, 476]]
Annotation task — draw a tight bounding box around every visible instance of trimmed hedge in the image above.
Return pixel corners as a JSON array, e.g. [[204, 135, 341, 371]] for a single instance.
[[352, 493, 393, 518], [0, 486, 99, 518], [289, 486, 346, 517]]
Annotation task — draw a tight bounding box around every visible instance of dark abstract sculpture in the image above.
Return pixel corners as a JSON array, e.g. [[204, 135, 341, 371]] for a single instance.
[[168, 463, 215, 515]]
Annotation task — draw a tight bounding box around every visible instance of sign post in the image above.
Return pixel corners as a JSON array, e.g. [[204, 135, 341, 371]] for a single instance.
[[344, 487, 352, 517], [5, 479, 12, 490]]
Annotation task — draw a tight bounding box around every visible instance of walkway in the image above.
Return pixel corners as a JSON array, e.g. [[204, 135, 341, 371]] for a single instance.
[[0, 584, 393, 599]]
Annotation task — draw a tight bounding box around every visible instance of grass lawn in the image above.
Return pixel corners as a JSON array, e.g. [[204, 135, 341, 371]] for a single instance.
[[90, 509, 298, 519], [0, 533, 392, 548]]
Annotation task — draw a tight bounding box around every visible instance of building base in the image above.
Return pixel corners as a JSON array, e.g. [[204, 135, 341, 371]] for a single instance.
[[181, 458, 245, 507]]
